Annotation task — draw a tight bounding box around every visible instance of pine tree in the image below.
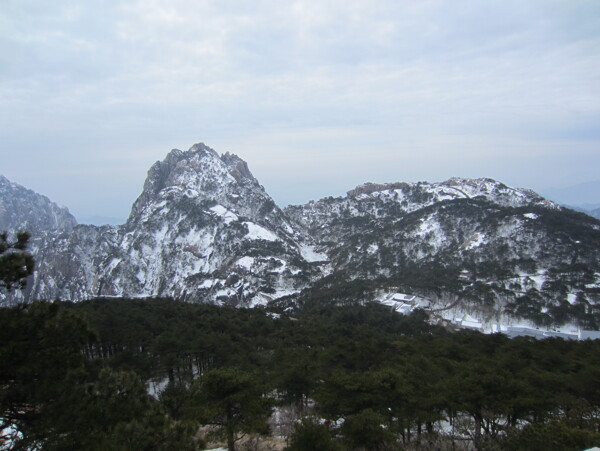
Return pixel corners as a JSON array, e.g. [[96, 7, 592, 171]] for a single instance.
[[0, 231, 34, 290], [185, 367, 272, 451]]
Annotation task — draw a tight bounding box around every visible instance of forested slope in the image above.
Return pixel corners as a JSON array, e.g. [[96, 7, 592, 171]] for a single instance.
[[2, 298, 599, 450]]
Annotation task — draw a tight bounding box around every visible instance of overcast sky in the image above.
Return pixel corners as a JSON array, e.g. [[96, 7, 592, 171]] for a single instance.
[[2, 0, 599, 224]]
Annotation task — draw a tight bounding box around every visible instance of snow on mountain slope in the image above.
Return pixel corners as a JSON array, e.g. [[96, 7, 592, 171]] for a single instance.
[[0, 175, 77, 235], [285, 178, 557, 235], [284, 177, 575, 273], [2, 144, 600, 330], [3, 143, 325, 305], [285, 178, 600, 327], [0, 175, 79, 305], [110, 144, 324, 304]]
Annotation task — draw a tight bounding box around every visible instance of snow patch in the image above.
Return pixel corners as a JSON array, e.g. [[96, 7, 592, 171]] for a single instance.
[[106, 258, 121, 272], [417, 216, 444, 249], [367, 243, 379, 255], [198, 279, 216, 289], [154, 225, 169, 243], [243, 222, 278, 241], [465, 233, 485, 250], [283, 222, 294, 234], [523, 213, 539, 219], [272, 288, 300, 298], [236, 256, 255, 270], [209, 204, 238, 224], [528, 273, 547, 289], [147, 376, 169, 399], [247, 294, 270, 308], [153, 200, 168, 210], [299, 244, 328, 262]]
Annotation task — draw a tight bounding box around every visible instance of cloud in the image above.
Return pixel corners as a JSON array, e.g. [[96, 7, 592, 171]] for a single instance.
[[1, 0, 599, 222]]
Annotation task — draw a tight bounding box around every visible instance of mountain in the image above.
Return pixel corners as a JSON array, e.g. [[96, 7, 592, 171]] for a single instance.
[[285, 178, 600, 327], [4, 144, 326, 307], [0, 175, 77, 235], [2, 143, 600, 329], [0, 175, 79, 304]]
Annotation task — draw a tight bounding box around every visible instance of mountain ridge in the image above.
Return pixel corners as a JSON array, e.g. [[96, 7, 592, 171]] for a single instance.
[[0, 175, 78, 235], [2, 143, 326, 306], [2, 142, 600, 329]]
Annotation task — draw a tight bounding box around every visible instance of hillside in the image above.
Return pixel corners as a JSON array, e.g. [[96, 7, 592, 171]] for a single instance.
[[3, 298, 600, 450], [2, 142, 600, 328]]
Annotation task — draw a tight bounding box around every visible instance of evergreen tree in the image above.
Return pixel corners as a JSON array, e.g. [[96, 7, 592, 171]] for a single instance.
[[185, 367, 272, 451], [0, 302, 92, 448], [0, 231, 34, 290], [286, 417, 341, 451], [341, 408, 395, 450]]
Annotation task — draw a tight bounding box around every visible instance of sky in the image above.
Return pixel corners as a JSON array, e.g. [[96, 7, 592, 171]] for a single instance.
[[1, 0, 599, 224]]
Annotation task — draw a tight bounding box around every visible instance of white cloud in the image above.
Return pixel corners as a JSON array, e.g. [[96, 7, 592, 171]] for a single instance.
[[1, 0, 599, 222]]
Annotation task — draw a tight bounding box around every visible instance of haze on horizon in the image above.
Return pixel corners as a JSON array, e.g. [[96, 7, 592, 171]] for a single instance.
[[1, 0, 599, 225]]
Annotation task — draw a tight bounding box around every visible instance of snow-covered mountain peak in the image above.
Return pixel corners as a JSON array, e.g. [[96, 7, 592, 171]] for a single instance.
[[440, 177, 557, 208], [6, 142, 598, 328], [285, 176, 565, 246], [126, 143, 271, 228], [443, 176, 497, 186], [57, 142, 325, 306], [0, 174, 77, 235], [220, 152, 258, 185], [188, 141, 219, 156], [347, 182, 409, 197], [153, 143, 235, 191], [346, 177, 556, 210]]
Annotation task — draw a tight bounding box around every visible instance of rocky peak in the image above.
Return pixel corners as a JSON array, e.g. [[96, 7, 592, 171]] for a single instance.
[[123, 143, 294, 238], [440, 177, 557, 208], [142, 143, 225, 191], [220, 152, 257, 185], [189, 142, 219, 157], [344, 177, 556, 209], [0, 175, 77, 235], [2, 143, 600, 330], [126, 143, 236, 225], [347, 182, 410, 197]]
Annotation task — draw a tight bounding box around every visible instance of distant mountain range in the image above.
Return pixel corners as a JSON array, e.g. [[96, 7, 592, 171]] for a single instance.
[[568, 205, 600, 220], [2, 143, 600, 330], [541, 181, 600, 219]]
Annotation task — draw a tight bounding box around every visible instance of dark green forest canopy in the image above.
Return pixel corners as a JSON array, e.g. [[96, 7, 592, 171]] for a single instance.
[[53, 300, 600, 438], [2, 298, 600, 450], [0, 232, 34, 290]]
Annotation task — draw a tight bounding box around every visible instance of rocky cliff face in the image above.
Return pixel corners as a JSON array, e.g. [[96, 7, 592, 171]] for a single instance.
[[106, 143, 323, 304], [0, 175, 79, 305], [6, 144, 325, 306], [2, 143, 600, 328], [0, 175, 77, 235]]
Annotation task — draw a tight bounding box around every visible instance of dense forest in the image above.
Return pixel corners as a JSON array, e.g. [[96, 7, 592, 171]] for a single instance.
[[1, 297, 600, 450]]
